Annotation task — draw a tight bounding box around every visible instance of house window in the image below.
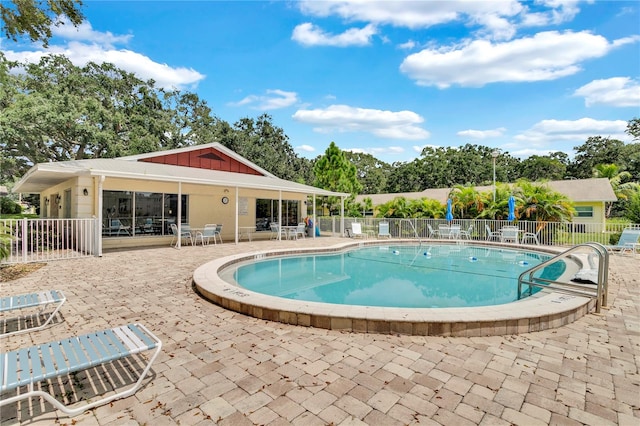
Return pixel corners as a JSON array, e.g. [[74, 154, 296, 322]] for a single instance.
[[575, 206, 593, 218], [255, 198, 300, 230], [103, 190, 187, 236]]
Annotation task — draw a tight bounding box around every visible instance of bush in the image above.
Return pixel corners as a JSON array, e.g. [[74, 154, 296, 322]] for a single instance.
[[0, 197, 22, 215]]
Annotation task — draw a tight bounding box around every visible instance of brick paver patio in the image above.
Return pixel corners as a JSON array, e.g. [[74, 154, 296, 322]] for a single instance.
[[1, 237, 638, 425]]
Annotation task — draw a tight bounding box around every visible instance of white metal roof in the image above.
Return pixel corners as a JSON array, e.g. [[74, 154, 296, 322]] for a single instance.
[[13, 158, 348, 197]]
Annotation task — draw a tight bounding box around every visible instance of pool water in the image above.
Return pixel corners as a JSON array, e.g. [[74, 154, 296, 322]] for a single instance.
[[232, 244, 565, 308]]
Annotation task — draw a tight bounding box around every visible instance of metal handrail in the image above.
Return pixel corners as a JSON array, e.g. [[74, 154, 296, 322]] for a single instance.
[[517, 242, 608, 313]]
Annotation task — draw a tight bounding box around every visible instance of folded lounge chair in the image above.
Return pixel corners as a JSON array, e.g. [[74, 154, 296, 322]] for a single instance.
[[0, 323, 161, 417], [1, 290, 66, 338]]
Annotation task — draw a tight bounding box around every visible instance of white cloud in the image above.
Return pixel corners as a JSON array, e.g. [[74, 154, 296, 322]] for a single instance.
[[457, 128, 507, 139], [400, 31, 638, 88], [297, 0, 524, 40], [292, 22, 377, 47], [520, 0, 582, 27], [292, 104, 430, 140], [514, 118, 631, 147], [3, 20, 205, 90], [296, 144, 316, 153], [230, 89, 299, 110], [296, 0, 594, 42], [398, 39, 416, 50], [51, 19, 132, 48], [573, 77, 640, 107]]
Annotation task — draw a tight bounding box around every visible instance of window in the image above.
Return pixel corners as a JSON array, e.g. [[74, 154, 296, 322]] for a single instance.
[[102, 190, 187, 237], [575, 206, 593, 218], [255, 198, 300, 230]]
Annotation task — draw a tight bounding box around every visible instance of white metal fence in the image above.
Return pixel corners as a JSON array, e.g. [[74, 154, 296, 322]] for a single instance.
[[317, 216, 640, 247], [1, 218, 98, 264]]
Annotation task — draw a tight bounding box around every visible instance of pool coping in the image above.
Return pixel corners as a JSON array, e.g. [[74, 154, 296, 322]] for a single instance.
[[192, 239, 597, 337]]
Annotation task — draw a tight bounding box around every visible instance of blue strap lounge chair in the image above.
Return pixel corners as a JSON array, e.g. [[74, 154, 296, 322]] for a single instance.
[[606, 228, 640, 256], [0, 323, 161, 417], [1, 290, 66, 337]]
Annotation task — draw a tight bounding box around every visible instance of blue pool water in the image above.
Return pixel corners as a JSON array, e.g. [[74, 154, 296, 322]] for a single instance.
[[232, 244, 566, 308]]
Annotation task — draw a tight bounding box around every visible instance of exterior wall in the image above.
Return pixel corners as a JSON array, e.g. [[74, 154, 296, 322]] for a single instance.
[[573, 201, 605, 225], [139, 146, 262, 175], [95, 178, 307, 246]]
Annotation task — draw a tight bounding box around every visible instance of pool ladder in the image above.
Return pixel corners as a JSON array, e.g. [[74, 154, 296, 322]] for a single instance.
[[517, 242, 608, 313]]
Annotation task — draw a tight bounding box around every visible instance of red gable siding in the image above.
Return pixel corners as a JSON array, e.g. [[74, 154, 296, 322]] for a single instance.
[[139, 147, 263, 176]]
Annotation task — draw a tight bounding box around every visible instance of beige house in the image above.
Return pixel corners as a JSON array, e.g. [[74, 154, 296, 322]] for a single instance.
[[13, 143, 347, 252], [356, 178, 617, 227]]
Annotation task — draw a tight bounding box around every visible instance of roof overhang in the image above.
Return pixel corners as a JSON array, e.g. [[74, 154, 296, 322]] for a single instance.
[[13, 159, 348, 198]]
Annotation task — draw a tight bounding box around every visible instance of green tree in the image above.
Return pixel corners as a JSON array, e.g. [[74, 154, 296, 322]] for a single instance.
[[313, 142, 362, 214], [516, 180, 575, 222], [519, 153, 568, 181], [624, 188, 640, 223], [343, 151, 390, 194], [593, 163, 637, 217], [568, 136, 625, 179], [627, 117, 640, 141], [411, 198, 445, 219], [1, 0, 84, 46], [449, 184, 484, 219], [226, 114, 311, 183]]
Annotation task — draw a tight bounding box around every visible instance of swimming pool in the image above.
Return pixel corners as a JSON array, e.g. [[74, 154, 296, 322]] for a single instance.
[[193, 240, 595, 336], [229, 245, 563, 308]]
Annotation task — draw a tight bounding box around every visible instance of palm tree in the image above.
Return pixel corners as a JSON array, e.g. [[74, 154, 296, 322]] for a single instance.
[[412, 197, 445, 218], [449, 185, 484, 219], [517, 180, 575, 222], [593, 163, 638, 217]]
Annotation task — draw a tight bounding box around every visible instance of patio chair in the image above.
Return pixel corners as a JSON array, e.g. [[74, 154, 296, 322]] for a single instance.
[[0, 323, 161, 417], [170, 223, 193, 247], [521, 229, 541, 245], [141, 218, 154, 234], [195, 224, 218, 246], [289, 223, 306, 240], [270, 223, 283, 240], [485, 225, 501, 241], [350, 222, 367, 239], [459, 225, 473, 240], [106, 219, 130, 236], [427, 224, 440, 238], [378, 221, 391, 239], [1, 290, 66, 338], [605, 228, 640, 255], [214, 224, 223, 243]]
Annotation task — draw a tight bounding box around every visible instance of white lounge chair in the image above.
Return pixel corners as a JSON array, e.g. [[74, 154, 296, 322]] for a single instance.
[[350, 222, 367, 239], [378, 221, 391, 239], [1, 290, 66, 337], [427, 224, 440, 238], [0, 323, 161, 417]]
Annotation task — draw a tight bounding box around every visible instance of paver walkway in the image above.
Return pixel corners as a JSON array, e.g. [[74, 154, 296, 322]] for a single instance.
[[1, 238, 638, 425]]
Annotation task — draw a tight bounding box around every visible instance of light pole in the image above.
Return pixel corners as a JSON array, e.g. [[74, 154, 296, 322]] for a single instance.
[[491, 150, 499, 202]]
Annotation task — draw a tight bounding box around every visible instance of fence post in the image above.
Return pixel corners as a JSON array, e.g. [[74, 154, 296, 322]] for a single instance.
[[21, 219, 27, 263]]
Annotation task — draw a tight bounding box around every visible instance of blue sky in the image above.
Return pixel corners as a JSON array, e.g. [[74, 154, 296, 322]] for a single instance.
[[2, 0, 639, 163]]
